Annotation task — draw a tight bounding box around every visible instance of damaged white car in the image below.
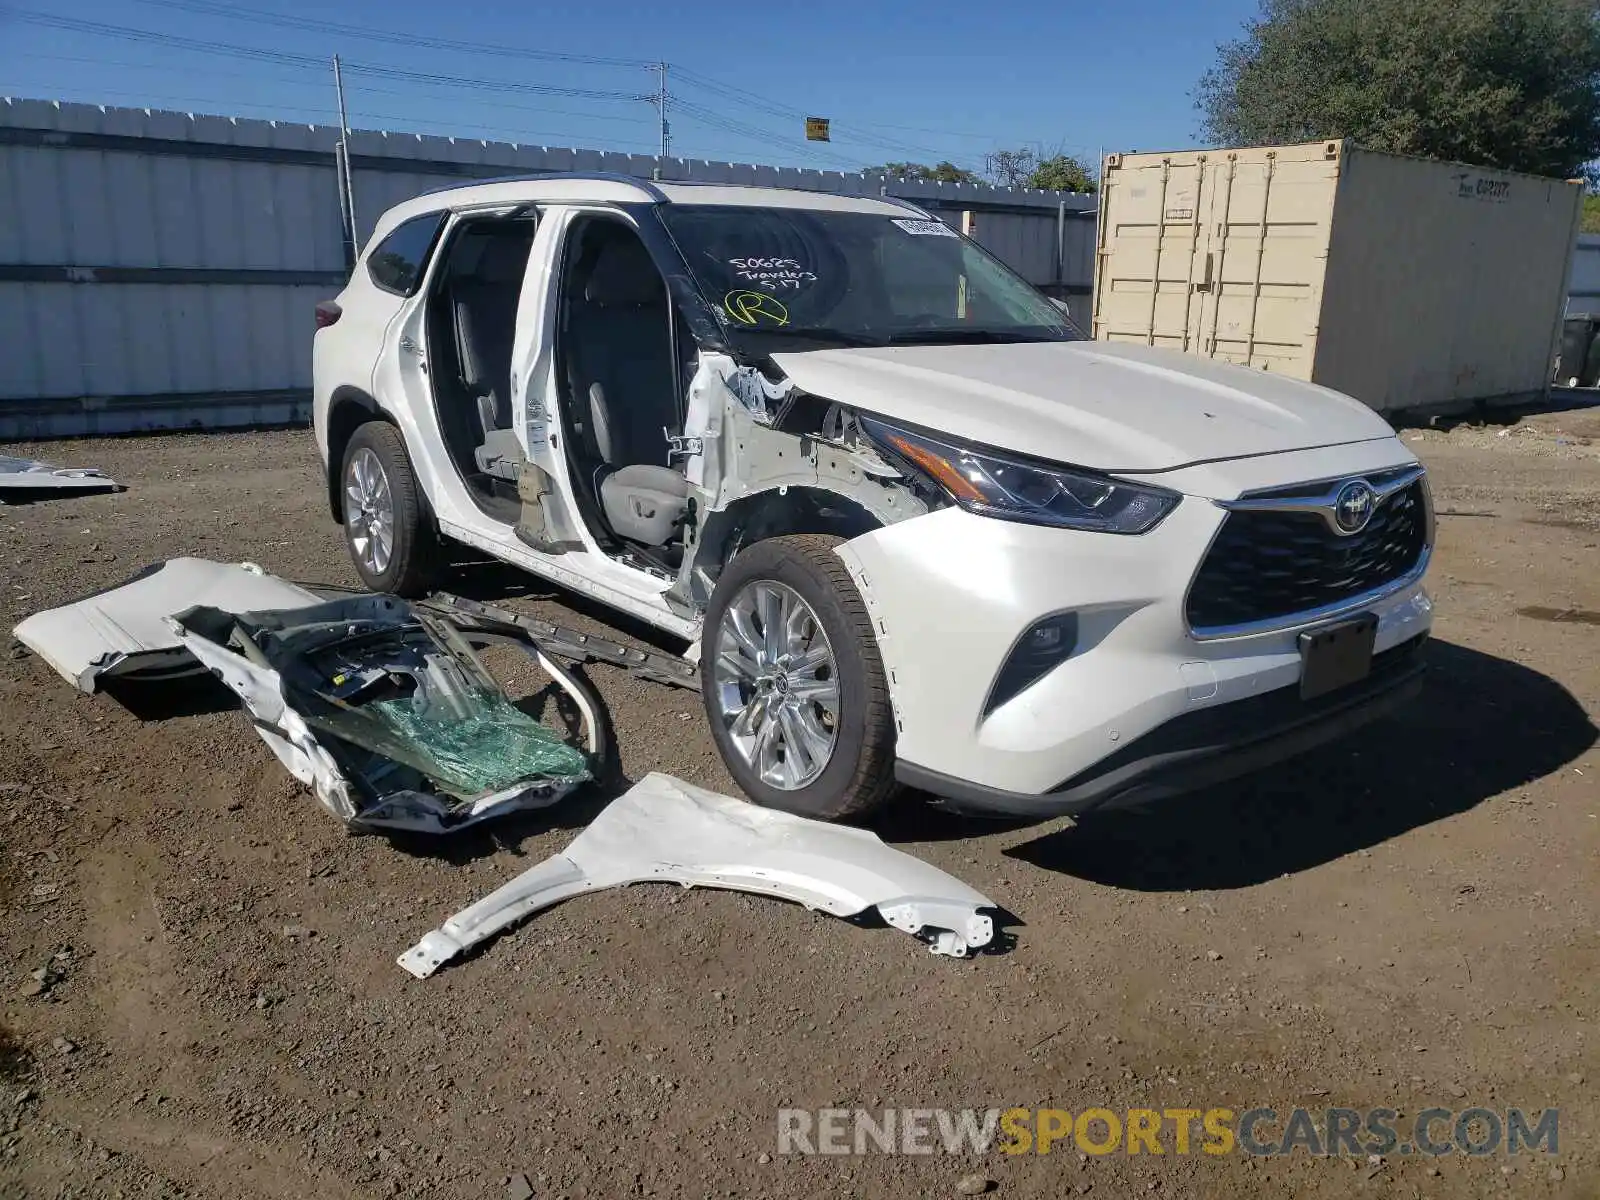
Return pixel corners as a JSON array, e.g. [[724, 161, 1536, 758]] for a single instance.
[[313, 176, 1433, 821]]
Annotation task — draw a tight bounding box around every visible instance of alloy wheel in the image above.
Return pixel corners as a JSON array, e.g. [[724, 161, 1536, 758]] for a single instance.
[[345, 446, 395, 576], [712, 580, 840, 790]]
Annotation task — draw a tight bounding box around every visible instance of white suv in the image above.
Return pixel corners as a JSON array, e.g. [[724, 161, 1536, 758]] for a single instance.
[[312, 174, 1433, 821]]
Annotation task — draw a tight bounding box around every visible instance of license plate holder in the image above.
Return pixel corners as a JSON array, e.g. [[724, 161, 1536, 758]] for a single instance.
[[1298, 614, 1378, 700]]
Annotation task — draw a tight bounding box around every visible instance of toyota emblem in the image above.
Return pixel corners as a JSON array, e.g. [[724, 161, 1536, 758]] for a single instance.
[[1333, 480, 1376, 534]]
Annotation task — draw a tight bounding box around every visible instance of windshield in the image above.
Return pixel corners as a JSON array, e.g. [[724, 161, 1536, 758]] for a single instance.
[[658, 205, 1083, 351]]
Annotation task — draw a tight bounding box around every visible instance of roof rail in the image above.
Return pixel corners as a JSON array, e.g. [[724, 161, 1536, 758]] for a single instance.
[[420, 171, 669, 202], [873, 190, 934, 218]]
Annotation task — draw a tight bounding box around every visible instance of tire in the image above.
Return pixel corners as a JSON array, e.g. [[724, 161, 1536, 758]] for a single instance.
[[339, 420, 443, 597], [700, 534, 897, 820]]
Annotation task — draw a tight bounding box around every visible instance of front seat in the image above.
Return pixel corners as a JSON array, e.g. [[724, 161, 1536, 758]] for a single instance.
[[568, 232, 690, 546]]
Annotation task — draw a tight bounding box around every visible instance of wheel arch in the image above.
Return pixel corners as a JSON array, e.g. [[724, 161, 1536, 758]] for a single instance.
[[325, 386, 389, 522], [686, 486, 888, 609]]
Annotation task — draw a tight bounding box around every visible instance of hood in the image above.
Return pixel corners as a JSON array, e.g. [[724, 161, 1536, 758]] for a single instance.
[[769, 340, 1395, 472]]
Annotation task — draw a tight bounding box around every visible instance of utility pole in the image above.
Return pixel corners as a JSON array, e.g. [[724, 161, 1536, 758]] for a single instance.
[[332, 55, 359, 266], [652, 61, 670, 160]]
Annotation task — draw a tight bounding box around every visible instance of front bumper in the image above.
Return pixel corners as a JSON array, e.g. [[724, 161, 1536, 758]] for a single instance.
[[897, 632, 1427, 818], [833, 442, 1434, 818]]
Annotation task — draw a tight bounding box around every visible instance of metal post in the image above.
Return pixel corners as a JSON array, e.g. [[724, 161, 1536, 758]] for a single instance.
[[334, 142, 354, 272], [1146, 160, 1171, 346], [654, 62, 671, 160], [332, 55, 359, 260], [1243, 153, 1276, 366], [1056, 199, 1066, 286]]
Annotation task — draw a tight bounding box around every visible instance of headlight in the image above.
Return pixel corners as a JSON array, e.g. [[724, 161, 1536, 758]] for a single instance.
[[861, 417, 1180, 534]]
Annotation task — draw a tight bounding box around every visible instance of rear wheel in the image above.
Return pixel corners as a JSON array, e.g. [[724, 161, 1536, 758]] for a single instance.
[[340, 421, 443, 597], [701, 534, 897, 820]]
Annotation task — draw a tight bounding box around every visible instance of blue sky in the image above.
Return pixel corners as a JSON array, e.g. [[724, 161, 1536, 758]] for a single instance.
[[0, 0, 1260, 175]]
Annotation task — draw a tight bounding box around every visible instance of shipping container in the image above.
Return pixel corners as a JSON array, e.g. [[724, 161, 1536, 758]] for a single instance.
[[1092, 140, 1583, 416], [1566, 232, 1600, 315]]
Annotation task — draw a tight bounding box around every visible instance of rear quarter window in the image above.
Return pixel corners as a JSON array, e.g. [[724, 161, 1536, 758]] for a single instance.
[[366, 212, 446, 296]]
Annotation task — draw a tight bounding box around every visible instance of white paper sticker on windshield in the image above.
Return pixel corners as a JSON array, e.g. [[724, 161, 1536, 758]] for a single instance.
[[891, 218, 957, 237]]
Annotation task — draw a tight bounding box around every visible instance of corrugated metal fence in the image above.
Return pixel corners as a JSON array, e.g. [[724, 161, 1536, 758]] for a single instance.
[[0, 97, 1097, 439]]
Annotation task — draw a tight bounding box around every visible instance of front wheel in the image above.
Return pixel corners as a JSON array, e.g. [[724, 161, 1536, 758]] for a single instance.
[[700, 534, 897, 820], [340, 421, 443, 597]]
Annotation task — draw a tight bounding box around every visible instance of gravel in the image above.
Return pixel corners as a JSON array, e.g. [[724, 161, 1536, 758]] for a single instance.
[[0, 414, 1596, 1197]]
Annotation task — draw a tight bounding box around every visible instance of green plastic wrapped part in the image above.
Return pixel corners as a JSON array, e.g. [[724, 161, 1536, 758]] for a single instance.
[[366, 685, 591, 798]]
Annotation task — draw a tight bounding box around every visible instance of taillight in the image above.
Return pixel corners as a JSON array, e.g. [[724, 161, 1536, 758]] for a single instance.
[[315, 300, 342, 329]]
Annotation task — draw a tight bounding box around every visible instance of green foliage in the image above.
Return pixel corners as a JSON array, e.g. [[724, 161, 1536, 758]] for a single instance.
[[1584, 193, 1600, 232], [865, 149, 1099, 191], [1026, 155, 1099, 192], [865, 161, 982, 184], [1197, 0, 1600, 178], [985, 147, 1099, 192]]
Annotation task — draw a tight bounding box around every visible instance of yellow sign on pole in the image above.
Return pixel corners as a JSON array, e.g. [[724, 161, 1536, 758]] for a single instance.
[[805, 117, 831, 142]]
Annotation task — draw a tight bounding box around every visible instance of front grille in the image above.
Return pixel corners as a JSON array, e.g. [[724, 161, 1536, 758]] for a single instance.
[[1186, 480, 1429, 632]]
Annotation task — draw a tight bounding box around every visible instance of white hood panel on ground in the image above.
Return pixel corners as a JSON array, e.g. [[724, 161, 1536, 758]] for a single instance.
[[771, 340, 1397, 472], [0, 454, 122, 499], [12, 559, 320, 692]]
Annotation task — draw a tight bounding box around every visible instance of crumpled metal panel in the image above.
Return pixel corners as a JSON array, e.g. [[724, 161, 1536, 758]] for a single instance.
[[399, 772, 997, 977], [169, 594, 596, 835], [12, 559, 320, 691], [0, 454, 122, 498], [14, 559, 600, 836]]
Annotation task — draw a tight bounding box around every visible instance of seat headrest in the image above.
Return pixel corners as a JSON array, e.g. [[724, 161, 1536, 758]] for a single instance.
[[475, 237, 530, 286], [584, 237, 663, 307]]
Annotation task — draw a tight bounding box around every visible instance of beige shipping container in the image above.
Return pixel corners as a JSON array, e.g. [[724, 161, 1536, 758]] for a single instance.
[[1091, 140, 1583, 415]]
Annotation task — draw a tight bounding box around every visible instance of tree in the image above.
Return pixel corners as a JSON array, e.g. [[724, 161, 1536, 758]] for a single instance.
[[984, 147, 1099, 191], [983, 148, 1039, 188], [1026, 155, 1098, 192], [864, 160, 981, 184], [1197, 0, 1600, 179]]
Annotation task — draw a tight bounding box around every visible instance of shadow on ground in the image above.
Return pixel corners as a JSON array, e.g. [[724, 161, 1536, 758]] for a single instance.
[[1409, 387, 1600, 430], [998, 640, 1595, 891], [98, 672, 241, 720], [443, 556, 691, 657]]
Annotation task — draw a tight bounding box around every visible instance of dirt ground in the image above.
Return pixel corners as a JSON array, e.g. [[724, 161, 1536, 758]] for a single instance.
[[0, 407, 1597, 1200]]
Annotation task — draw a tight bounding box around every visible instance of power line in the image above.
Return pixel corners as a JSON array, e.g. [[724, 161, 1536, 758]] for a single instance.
[[669, 68, 955, 162], [669, 100, 851, 159], [101, 0, 994, 164], [19, 50, 661, 131], [669, 101, 864, 171], [17, 49, 325, 85], [6, 5, 1008, 169], [339, 81, 655, 128], [133, 0, 656, 70], [340, 61, 645, 104], [0, 79, 679, 153], [1, 9, 324, 68], [2, 10, 649, 103]]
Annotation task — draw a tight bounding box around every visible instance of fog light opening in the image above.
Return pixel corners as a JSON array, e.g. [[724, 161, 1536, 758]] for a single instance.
[[984, 612, 1079, 715]]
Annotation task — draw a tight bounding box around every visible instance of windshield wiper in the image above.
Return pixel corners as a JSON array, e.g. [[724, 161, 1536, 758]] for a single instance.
[[738, 328, 887, 348], [882, 328, 1064, 346]]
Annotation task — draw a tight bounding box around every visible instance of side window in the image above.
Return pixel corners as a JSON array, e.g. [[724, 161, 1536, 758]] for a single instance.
[[366, 212, 446, 297]]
